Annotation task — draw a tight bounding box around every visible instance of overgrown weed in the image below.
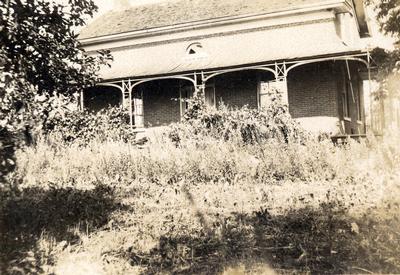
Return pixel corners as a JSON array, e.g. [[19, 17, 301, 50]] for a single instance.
[[1, 103, 399, 274]]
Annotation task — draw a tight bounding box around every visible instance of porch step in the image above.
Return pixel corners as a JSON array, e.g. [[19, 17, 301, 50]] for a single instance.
[[331, 134, 367, 144]]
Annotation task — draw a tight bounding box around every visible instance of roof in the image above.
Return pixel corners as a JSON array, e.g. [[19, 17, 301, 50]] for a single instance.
[[79, 0, 338, 39], [94, 19, 362, 80]]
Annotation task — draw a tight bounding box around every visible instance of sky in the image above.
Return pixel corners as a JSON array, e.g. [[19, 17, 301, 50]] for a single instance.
[[363, 6, 396, 50]]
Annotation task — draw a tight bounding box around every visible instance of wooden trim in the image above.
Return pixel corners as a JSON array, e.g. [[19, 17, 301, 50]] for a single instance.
[[100, 51, 368, 83]]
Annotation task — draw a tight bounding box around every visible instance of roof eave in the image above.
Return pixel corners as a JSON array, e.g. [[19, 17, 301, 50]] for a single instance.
[[100, 49, 368, 82], [80, 0, 349, 46]]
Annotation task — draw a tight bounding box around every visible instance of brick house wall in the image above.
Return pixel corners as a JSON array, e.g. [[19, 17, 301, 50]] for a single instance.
[[141, 80, 182, 127], [288, 62, 338, 118], [210, 65, 344, 124], [84, 62, 365, 135], [288, 61, 365, 134]]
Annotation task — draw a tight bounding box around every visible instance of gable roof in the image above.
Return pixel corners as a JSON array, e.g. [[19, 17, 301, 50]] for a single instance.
[[79, 0, 343, 40]]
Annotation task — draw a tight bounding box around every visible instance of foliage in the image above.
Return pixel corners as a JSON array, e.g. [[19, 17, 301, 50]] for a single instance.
[[366, 1, 400, 99], [182, 87, 206, 121], [370, 47, 400, 99], [0, 126, 16, 187], [0, 0, 110, 97], [1, 129, 399, 274], [366, 0, 400, 39], [0, 0, 111, 180], [43, 106, 136, 145], [0, 0, 111, 128], [171, 89, 309, 145]]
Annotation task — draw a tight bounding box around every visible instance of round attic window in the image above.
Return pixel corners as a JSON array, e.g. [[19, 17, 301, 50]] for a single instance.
[[186, 42, 204, 56]]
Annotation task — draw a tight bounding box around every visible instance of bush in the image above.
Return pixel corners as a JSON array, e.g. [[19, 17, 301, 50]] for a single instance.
[[0, 126, 16, 188], [42, 107, 136, 145], [169, 90, 309, 145]]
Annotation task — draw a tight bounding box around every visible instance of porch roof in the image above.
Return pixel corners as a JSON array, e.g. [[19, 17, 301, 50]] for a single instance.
[[79, 0, 342, 39]]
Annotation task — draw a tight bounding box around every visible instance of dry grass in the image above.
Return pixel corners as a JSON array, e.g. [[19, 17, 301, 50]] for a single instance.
[[1, 130, 399, 274]]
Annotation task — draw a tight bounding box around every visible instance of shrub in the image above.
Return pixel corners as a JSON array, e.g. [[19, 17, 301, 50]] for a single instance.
[[0, 126, 16, 189], [169, 90, 309, 145], [42, 107, 136, 145]]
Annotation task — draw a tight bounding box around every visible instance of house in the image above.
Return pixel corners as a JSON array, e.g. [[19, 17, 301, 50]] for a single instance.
[[79, 0, 372, 135]]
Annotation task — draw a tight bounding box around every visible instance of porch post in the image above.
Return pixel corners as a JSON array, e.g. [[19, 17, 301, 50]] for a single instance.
[[128, 87, 134, 127], [120, 80, 134, 127], [80, 90, 84, 111], [367, 52, 374, 133], [275, 62, 289, 106], [196, 73, 205, 95], [195, 72, 207, 103]]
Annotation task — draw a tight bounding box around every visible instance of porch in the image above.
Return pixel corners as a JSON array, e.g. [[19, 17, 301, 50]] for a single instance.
[[82, 52, 372, 136]]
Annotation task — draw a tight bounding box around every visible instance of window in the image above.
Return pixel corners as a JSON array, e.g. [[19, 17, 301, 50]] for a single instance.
[[342, 80, 352, 118], [341, 66, 353, 120], [259, 81, 274, 109], [258, 80, 287, 108], [185, 42, 207, 60], [205, 83, 216, 107], [179, 85, 194, 119], [186, 43, 203, 55], [133, 88, 144, 127], [342, 80, 352, 119]]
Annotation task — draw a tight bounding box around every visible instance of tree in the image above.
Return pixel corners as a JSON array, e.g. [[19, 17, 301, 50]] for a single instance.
[[367, 0, 400, 99], [366, 0, 400, 39], [0, 0, 111, 185], [365, 0, 400, 132]]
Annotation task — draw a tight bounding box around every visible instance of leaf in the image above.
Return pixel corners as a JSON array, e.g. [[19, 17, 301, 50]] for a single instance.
[[351, 222, 360, 234]]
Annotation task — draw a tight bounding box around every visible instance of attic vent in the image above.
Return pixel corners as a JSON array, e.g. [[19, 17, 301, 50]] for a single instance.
[[184, 42, 208, 61], [186, 43, 203, 55]]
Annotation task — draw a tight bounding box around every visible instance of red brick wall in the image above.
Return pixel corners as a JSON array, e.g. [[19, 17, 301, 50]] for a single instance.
[[287, 61, 366, 135], [210, 66, 343, 122], [287, 62, 339, 118], [139, 66, 344, 129], [141, 80, 181, 127]]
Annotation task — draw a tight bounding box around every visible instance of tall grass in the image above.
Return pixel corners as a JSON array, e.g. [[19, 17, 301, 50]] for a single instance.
[[1, 126, 398, 274], [2, 99, 400, 274]]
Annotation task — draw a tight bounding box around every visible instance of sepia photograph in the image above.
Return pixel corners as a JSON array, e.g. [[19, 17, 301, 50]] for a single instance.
[[1, 0, 399, 274]]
